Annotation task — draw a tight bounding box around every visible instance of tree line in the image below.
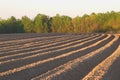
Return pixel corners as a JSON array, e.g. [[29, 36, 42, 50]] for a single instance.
[[0, 11, 120, 33]]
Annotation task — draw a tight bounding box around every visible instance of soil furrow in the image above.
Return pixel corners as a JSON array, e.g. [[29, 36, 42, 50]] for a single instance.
[[0, 34, 104, 74], [0, 34, 110, 80], [0, 35, 71, 50], [0, 35, 62, 44], [32, 35, 119, 80], [0, 35, 81, 54], [83, 43, 120, 80], [0, 34, 97, 61]]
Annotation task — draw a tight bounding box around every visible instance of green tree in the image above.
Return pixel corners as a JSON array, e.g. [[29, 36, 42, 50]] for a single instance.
[[51, 14, 63, 33], [0, 16, 24, 33], [0, 11, 120, 34], [61, 15, 73, 33], [51, 14, 73, 33], [34, 14, 50, 33], [21, 16, 34, 33], [72, 16, 82, 33]]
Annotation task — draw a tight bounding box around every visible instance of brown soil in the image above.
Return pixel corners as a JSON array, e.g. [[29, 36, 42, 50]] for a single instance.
[[0, 33, 119, 80]]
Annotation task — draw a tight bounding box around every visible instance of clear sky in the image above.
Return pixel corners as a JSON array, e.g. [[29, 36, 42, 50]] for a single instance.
[[0, 0, 120, 19]]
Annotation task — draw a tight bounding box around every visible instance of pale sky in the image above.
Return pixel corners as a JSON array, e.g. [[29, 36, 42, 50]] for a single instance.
[[0, 0, 120, 19]]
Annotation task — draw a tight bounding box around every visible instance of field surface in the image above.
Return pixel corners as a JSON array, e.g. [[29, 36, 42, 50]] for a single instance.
[[0, 33, 120, 80]]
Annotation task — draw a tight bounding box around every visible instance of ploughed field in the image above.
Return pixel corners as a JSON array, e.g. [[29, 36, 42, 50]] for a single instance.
[[0, 33, 120, 80]]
